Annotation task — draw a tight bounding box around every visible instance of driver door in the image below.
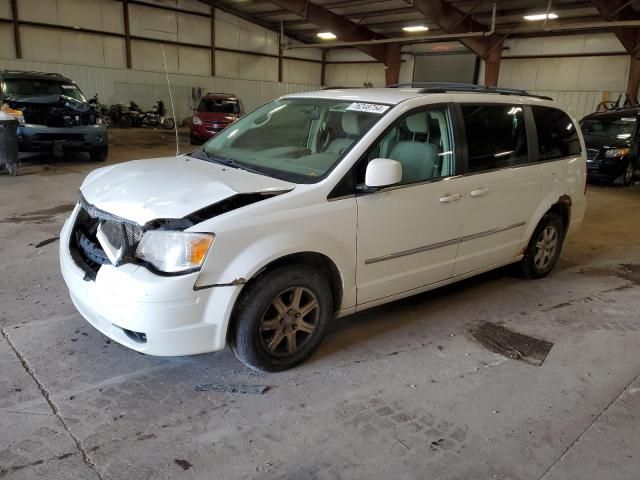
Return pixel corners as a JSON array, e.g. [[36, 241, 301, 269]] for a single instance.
[[355, 105, 466, 306]]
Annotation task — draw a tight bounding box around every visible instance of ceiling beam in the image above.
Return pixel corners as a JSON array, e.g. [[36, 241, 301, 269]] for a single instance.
[[267, 0, 388, 62], [590, 0, 640, 53]]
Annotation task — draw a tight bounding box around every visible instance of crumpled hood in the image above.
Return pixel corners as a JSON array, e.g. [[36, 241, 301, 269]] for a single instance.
[[80, 156, 295, 225]]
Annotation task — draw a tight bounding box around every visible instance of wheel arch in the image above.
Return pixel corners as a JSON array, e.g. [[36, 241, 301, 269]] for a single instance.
[[226, 251, 344, 342], [520, 194, 572, 255]]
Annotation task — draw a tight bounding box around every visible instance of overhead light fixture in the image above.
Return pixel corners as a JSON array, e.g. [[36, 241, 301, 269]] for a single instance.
[[403, 25, 429, 33], [317, 32, 337, 40], [523, 13, 558, 21]]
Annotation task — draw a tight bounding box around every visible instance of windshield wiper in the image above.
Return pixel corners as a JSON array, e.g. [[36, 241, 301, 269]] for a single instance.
[[195, 151, 267, 176]]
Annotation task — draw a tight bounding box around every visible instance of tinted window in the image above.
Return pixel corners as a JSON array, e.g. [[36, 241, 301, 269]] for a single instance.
[[532, 106, 581, 160], [197, 98, 240, 114], [462, 105, 528, 172], [360, 106, 454, 185]]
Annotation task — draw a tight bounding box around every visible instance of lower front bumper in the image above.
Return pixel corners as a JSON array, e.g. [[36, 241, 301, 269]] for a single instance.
[[59, 210, 241, 356], [587, 159, 629, 179], [18, 124, 108, 152]]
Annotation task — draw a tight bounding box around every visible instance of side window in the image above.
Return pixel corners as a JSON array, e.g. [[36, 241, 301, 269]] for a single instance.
[[532, 106, 581, 161], [360, 106, 454, 186], [461, 104, 528, 173]]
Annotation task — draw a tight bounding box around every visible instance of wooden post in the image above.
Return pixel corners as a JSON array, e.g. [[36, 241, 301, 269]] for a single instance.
[[123, 0, 132, 69], [627, 55, 640, 103], [384, 43, 401, 86], [10, 0, 21, 59], [210, 6, 216, 77]]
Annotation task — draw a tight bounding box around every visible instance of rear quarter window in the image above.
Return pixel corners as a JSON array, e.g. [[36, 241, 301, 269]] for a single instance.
[[532, 106, 581, 161]]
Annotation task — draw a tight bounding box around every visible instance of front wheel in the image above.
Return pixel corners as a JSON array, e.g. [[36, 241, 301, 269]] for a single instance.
[[230, 265, 333, 372], [621, 161, 635, 186], [162, 117, 175, 130], [515, 212, 565, 279]]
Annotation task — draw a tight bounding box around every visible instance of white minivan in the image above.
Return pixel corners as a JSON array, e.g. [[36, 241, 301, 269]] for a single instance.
[[60, 84, 586, 372]]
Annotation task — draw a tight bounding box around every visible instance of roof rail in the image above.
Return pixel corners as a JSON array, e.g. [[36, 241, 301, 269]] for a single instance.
[[387, 82, 553, 101]]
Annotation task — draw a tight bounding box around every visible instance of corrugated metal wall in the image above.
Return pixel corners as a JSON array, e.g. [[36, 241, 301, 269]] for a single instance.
[[0, 58, 320, 121]]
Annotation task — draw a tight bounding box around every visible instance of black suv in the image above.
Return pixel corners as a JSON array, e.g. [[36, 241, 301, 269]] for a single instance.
[[580, 108, 638, 185], [0, 70, 108, 161]]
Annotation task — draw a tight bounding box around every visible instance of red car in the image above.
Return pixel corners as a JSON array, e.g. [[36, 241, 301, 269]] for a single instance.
[[190, 93, 244, 145]]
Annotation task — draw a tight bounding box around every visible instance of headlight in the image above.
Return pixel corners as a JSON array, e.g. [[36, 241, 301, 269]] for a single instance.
[[192, 116, 203, 125], [135, 231, 214, 273], [605, 147, 630, 158]]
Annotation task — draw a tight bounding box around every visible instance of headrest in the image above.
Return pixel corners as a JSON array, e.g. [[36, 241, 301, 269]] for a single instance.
[[405, 113, 429, 134], [342, 111, 362, 136]]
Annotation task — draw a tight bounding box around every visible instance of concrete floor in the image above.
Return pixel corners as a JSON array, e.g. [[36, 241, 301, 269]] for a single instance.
[[1, 129, 639, 480]]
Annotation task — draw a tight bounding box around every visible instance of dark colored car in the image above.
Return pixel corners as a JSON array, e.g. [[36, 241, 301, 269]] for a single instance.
[[190, 93, 244, 145], [580, 108, 638, 185], [0, 70, 108, 161]]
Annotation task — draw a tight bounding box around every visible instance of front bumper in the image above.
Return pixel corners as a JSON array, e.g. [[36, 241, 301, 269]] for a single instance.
[[59, 206, 240, 356], [190, 123, 227, 142], [18, 124, 108, 152], [587, 157, 629, 179]]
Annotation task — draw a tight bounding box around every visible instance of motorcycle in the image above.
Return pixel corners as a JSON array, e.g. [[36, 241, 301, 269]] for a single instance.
[[128, 100, 175, 130], [108, 102, 132, 128], [88, 94, 111, 127]]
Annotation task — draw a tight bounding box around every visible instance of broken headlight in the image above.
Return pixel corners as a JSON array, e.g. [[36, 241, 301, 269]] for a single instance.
[[135, 231, 214, 273]]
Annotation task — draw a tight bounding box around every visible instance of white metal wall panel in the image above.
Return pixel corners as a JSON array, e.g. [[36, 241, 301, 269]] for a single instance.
[[500, 56, 629, 92], [0, 57, 320, 122], [216, 50, 278, 82], [326, 48, 376, 62], [284, 39, 323, 62], [282, 59, 321, 85], [0, 23, 15, 59], [0, 0, 11, 19], [325, 63, 385, 87], [215, 10, 278, 56], [20, 26, 126, 68], [18, 0, 57, 24], [129, 3, 209, 46], [138, 0, 209, 15], [504, 33, 625, 57], [57, 0, 124, 33]]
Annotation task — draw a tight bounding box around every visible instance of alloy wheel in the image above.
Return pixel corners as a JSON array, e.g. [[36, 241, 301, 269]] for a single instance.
[[534, 225, 558, 270], [259, 286, 320, 357], [624, 163, 634, 184]]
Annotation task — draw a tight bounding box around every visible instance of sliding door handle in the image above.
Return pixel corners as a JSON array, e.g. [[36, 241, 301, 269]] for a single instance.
[[439, 193, 462, 203], [470, 186, 491, 197]]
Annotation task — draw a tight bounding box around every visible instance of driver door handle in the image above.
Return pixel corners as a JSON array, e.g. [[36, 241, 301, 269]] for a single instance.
[[439, 193, 462, 203], [470, 186, 491, 197]]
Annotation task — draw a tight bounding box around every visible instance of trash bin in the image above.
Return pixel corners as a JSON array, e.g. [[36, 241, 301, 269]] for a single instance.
[[0, 113, 19, 177]]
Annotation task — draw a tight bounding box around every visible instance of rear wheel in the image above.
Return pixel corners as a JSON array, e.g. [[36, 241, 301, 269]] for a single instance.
[[515, 212, 565, 279], [163, 117, 175, 130], [89, 147, 108, 162], [6, 162, 17, 176], [230, 265, 333, 372]]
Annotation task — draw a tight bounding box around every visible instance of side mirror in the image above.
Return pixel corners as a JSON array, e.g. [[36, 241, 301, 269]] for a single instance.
[[365, 158, 402, 188]]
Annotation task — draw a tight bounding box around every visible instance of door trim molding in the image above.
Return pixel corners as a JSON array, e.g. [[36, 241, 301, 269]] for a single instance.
[[364, 221, 525, 265]]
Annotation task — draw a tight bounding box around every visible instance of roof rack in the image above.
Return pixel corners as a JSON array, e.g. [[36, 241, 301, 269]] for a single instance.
[[387, 82, 553, 101]]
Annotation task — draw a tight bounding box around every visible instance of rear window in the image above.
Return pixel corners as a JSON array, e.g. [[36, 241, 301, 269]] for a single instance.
[[532, 106, 581, 161], [197, 98, 240, 114], [461, 104, 528, 172]]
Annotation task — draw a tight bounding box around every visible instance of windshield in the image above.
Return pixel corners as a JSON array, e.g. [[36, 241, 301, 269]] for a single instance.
[[199, 98, 389, 183], [2, 78, 87, 102], [581, 116, 636, 140], [198, 98, 240, 114]]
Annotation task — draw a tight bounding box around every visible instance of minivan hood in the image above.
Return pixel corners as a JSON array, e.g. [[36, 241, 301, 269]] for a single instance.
[[80, 156, 295, 225]]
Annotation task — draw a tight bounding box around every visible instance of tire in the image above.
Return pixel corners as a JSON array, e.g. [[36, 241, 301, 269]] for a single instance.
[[89, 147, 108, 162], [6, 162, 18, 176], [163, 118, 175, 130], [230, 265, 333, 372], [621, 161, 635, 186], [515, 212, 565, 279]]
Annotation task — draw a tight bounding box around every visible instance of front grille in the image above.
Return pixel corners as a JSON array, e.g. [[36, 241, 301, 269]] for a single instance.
[[100, 218, 142, 250], [587, 149, 599, 162], [70, 200, 143, 279]]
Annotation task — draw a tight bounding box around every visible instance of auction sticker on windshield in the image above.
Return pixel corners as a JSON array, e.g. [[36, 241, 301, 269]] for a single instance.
[[346, 103, 390, 114]]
